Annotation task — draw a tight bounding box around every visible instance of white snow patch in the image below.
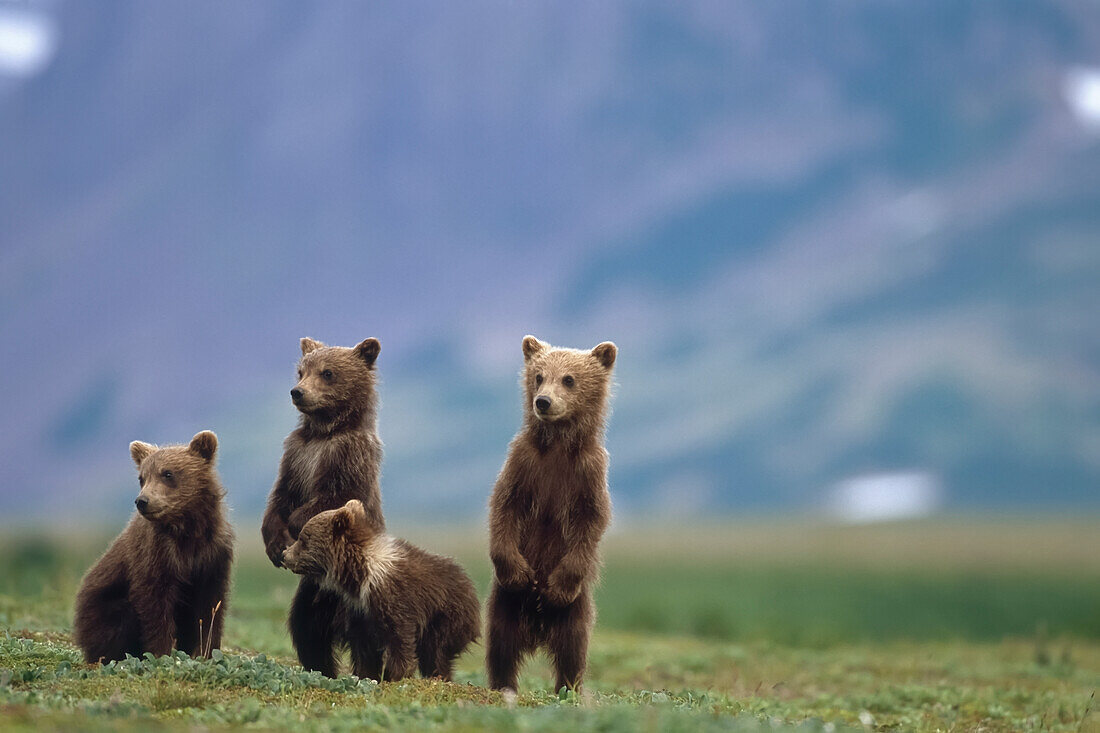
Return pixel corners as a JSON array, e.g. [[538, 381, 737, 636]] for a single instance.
[[826, 471, 942, 524]]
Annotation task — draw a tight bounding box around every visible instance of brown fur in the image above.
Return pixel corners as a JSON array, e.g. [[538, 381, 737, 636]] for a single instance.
[[260, 337, 387, 676], [486, 335, 616, 691], [283, 500, 480, 681], [73, 432, 234, 664]]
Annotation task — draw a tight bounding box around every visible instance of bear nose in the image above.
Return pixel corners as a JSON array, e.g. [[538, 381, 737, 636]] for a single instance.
[[535, 396, 551, 413], [135, 496, 149, 514], [290, 387, 303, 402]]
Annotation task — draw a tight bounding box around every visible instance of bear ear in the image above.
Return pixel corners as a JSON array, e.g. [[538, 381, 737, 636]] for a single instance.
[[344, 499, 368, 521], [188, 431, 218, 462], [332, 504, 362, 539], [130, 441, 155, 467], [522, 335, 547, 362], [591, 341, 617, 369], [300, 337, 325, 356], [354, 338, 381, 368]]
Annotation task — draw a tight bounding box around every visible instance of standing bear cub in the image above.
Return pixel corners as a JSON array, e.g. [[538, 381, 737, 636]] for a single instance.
[[487, 335, 617, 692], [261, 337, 386, 677], [282, 500, 480, 681], [74, 431, 234, 664]]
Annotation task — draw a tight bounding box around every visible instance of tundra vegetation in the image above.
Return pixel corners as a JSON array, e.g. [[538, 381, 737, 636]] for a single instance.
[[1, 519, 1098, 731]]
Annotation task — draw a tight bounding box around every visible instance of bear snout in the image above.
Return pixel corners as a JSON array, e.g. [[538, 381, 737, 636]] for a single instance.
[[535, 396, 551, 414], [134, 494, 166, 519], [290, 387, 304, 403], [282, 545, 300, 571]]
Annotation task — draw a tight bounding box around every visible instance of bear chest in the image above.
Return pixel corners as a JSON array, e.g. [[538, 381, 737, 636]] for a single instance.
[[287, 441, 330, 497], [517, 473, 585, 549]]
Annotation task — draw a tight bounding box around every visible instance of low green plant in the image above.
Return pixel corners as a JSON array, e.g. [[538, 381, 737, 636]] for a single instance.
[[1, 526, 1099, 731]]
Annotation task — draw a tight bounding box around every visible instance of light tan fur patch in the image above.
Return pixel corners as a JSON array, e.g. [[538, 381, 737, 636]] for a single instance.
[[289, 440, 328, 493], [319, 534, 403, 607], [357, 535, 401, 603]]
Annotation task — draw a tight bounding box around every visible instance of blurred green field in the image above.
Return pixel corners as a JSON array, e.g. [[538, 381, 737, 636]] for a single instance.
[[1, 519, 1098, 731]]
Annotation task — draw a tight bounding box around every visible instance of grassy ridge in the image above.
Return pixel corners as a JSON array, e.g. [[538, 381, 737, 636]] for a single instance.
[[1, 521, 1099, 730]]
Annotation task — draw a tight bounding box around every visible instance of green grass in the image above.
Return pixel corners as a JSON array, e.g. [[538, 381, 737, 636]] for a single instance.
[[597, 563, 1100, 644], [1, 521, 1099, 731]]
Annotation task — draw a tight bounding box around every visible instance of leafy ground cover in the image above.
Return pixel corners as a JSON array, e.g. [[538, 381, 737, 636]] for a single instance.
[[1, 520, 1097, 731]]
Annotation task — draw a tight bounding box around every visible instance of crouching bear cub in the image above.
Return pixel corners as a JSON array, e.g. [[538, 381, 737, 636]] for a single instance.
[[282, 500, 480, 681], [487, 336, 617, 693], [74, 431, 234, 664]]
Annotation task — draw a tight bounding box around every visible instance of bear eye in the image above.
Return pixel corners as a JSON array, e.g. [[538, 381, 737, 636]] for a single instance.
[[562, 375, 575, 387], [322, 369, 334, 382], [535, 374, 543, 385], [161, 470, 174, 481], [297, 369, 304, 379]]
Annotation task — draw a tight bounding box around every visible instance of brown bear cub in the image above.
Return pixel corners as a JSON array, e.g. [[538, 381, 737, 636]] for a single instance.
[[487, 335, 617, 692], [282, 500, 480, 681], [73, 431, 234, 664], [261, 337, 387, 677]]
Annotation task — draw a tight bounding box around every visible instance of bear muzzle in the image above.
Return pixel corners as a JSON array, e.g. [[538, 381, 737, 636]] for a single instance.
[[134, 493, 166, 520], [281, 544, 301, 572], [290, 386, 323, 415], [533, 395, 567, 420]]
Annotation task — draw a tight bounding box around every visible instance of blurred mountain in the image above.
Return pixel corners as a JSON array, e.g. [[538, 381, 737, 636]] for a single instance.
[[1, 1, 1098, 523]]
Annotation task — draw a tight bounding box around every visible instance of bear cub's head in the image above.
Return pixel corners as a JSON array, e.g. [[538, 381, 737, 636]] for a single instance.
[[521, 335, 617, 425], [282, 499, 373, 579], [291, 337, 381, 428], [129, 431, 221, 523]]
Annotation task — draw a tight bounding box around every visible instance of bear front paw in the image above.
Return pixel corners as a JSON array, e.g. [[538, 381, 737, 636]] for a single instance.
[[493, 557, 535, 591], [543, 569, 582, 606], [265, 534, 291, 568]]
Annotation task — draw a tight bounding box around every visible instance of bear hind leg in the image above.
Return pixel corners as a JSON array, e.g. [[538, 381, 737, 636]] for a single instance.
[[350, 641, 385, 681], [486, 585, 533, 691], [416, 622, 446, 680], [417, 613, 474, 680], [546, 591, 593, 693], [76, 581, 143, 664], [289, 578, 341, 678], [173, 598, 199, 656]]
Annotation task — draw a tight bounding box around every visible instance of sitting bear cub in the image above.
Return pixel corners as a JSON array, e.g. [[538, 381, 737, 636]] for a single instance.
[[74, 431, 234, 663], [282, 499, 479, 681]]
